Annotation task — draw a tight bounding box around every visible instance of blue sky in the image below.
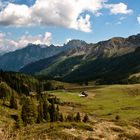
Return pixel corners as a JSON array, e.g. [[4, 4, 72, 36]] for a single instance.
[[0, 0, 140, 52]]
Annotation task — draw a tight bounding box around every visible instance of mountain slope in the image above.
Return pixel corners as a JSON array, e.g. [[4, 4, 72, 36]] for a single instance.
[[0, 44, 63, 71], [63, 47, 140, 83], [20, 42, 90, 75], [2, 34, 140, 72], [20, 34, 140, 84], [85, 35, 139, 59], [0, 40, 87, 71]]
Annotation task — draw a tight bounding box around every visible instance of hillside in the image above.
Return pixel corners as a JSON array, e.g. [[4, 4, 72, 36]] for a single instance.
[[1, 82, 140, 140], [63, 47, 140, 84], [20, 34, 140, 84]]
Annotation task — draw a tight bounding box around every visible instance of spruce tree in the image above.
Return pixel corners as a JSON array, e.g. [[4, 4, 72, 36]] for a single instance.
[[49, 99, 59, 122], [75, 112, 81, 122], [10, 92, 18, 109], [43, 99, 50, 122], [56, 105, 60, 121], [0, 82, 11, 104], [56, 105, 59, 112], [66, 114, 74, 122], [83, 114, 89, 123], [37, 98, 44, 123], [49, 99, 55, 122], [21, 97, 37, 126]]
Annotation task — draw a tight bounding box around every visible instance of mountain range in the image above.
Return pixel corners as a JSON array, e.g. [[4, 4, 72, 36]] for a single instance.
[[0, 34, 140, 84], [0, 41, 86, 71]]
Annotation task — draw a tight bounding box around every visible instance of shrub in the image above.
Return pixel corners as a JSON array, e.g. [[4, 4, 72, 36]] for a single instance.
[[115, 115, 120, 120], [83, 114, 90, 123]]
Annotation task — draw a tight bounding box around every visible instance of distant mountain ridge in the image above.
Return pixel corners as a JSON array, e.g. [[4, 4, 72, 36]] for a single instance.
[[0, 44, 61, 71], [0, 40, 87, 71], [20, 34, 140, 83]]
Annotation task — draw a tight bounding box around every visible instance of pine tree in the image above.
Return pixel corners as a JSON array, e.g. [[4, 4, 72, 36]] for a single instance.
[[37, 98, 44, 123], [21, 97, 38, 126], [66, 114, 74, 122], [0, 82, 11, 104], [56, 105, 59, 112], [49, 100, 56, 122], [44, 82, 54, 91], [56, 105, 60, 121], [10, 92, 18, 109], [49, 99, 59, 122], [83, 114, 89, 123], [43, 99, 50, 122], [75, 112, 81, 122], [36, 82, 42, 95]]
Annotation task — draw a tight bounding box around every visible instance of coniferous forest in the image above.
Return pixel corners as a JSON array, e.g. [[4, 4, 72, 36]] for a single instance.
[[0, 71, 89, 128]]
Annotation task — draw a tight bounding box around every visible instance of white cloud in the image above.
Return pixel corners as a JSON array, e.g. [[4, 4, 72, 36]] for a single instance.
[[0, 1, 132, 32], [76, 14, 91, 32], [0, 31, 52, 53], [105, 3, 133, 15], [17, 32, 52, 48], [0, 32, 17, 52], [0, 3, 32, 26], [0, 0, 106, 32], [31, 0, 106, 32], [0, 0, 9, 10], [137, 15, 140, 24]]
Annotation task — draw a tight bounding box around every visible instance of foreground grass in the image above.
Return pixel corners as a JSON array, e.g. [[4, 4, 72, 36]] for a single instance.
[[9, 120, 140, 140], [15, 122, 94, 140]]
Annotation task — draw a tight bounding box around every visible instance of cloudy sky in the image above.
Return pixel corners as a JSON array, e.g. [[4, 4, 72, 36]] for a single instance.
[[0, 0, 140, 53]]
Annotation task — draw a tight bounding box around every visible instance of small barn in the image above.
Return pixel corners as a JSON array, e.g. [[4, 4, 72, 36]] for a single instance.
[[79, 91, 88, 97]]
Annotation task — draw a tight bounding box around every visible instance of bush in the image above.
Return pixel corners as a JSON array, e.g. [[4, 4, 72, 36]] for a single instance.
[[75, 112, 81, 122], [115, 115, 120, 120], [83, 114, 90, 123]]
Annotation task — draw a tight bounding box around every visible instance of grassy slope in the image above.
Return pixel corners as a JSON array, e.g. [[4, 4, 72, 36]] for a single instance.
[[50, 84, 140, 120], [63, 48, 140, 83], [14, 84, 140, 139], [38, 55, 83, 77]]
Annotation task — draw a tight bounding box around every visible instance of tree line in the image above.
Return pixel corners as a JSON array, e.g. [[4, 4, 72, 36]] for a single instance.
[[0, 80, 89, 128], [20, 95, 89, 127]]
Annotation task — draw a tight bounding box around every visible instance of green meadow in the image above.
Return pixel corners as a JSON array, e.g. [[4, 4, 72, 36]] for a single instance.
[[49, 84, 140, 121]]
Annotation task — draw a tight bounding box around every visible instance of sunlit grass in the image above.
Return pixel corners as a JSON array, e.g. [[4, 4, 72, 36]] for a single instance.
[[49, 84, 140, 120]]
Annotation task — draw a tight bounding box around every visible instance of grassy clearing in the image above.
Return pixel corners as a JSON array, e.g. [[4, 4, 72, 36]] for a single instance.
[[49, 84, 140, 121]]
